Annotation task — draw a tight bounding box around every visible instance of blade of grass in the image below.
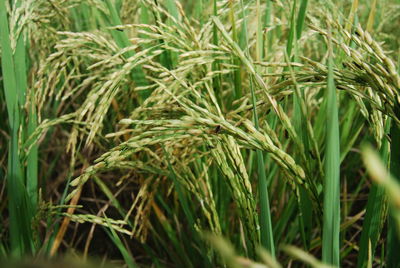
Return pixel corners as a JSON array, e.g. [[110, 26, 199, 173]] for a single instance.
[[166, 0, 179, 21], [14, 5, 37, 251], [366, 0, 377, 32], [0, 0, 34, 256], [357, 120, 390, 268], [151, 200, 194, 267], [162, 147, 196, 232], [44, 142, 83, 256], [242, 0, 275, 256], [103, 216, 138, 268], [387, 115, 400, 267], [139, 3, 151, 50], [285, 0, 313, 246], [263, 0, 273, 59], [286, 52, 315, 249], [93, 176, 126, 219], [12, 7, 38, 214], [344, 0, 359, 36], [102, 0, 149, 99], [321, 25, 340, 266], [386, 40, 400, 268], [27, 103, 38, 212], [273, 195, 296, 241], [231, 0, 242, 100], [212, 0, 222, 107], [194, 0, 203, 26], [296, 0, 309, 40], [285, 0, 297, 58], [362, 146, 400, 235], [165, 0, 179, 68], [0, 2, 18, 122]]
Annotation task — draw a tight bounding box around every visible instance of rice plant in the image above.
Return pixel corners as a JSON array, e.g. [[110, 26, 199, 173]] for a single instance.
[[1, 0, 400, 267]]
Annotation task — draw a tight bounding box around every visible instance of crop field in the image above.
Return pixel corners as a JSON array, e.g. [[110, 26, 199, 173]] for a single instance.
[[1, 0, 400, 267]]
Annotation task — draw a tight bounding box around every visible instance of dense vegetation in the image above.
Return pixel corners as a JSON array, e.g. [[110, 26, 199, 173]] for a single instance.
[[1, 0, 400, 267]]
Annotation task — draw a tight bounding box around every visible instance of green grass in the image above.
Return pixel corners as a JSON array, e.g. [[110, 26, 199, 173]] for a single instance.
[[1, 0, 400, 267], [321, 25, 340, 266], [387, 114, 400, 267], [357, 120, 390, 268], [0, 0, 36, 257]]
